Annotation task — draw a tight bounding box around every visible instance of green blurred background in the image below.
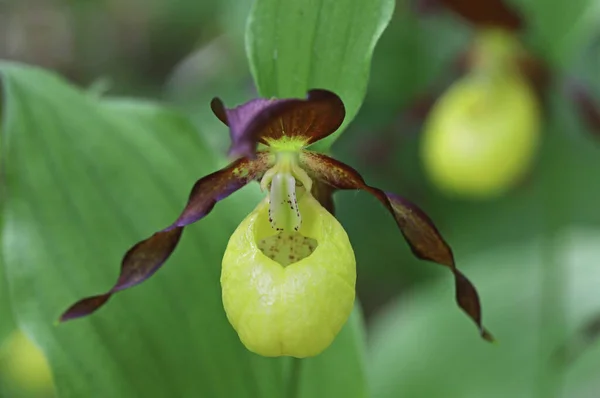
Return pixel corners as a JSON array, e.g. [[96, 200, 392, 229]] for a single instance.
[[1, 0, 600, 397]]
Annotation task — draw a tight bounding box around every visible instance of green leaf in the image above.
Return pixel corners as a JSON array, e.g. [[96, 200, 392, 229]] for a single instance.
[[518, 0, 600, 67], [246, 0, 395, 149], [367, 228, 600, 398], [0, 109, 15, 343], [0, 258, 15, 344], [299, 306, 368, 398], [0, 62, 285, 397]]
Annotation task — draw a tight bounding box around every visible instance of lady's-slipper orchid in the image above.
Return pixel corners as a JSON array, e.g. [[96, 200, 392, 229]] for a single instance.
[[421, 29, 541, 198], [60, 89, 493, 357]]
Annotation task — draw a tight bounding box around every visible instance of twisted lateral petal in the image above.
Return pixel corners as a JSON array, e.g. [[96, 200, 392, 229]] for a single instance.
[[211, 90, 345, 158], [299, 151, 493, 342], [59, 227, 183, 321], [59, 153, 274, 322], [167, 151, 275, 229]]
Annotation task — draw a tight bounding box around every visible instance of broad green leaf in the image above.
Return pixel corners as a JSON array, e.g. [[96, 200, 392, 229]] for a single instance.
[[368, 228, 600, 398], [1, 138, 15, 342], [517, 0, 600, 67], [0, 62, 285, 398], [246, 0, 395, 149], [0, 259, 15, 344], [1, 101, 13, 343], [299, 306, 368, 398]]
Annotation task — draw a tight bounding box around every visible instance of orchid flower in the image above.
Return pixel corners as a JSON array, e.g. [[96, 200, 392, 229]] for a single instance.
[[60, 89, 492, 357]]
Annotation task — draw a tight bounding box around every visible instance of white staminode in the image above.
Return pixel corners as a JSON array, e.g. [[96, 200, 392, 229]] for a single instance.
[[260, 151, 313, 234], [268, 172, 301, 232]]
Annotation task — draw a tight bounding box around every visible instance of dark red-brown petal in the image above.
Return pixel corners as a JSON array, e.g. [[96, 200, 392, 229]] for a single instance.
[[166, 151, 274, 228], [210, 89, 345, 158], [59, 152, 274, 322], [299, 151, 493, 342], [416, 0, 523, 31], [311, 179, 337, 215], [566, 80, 600, 140], [59, 228, 183, 321]]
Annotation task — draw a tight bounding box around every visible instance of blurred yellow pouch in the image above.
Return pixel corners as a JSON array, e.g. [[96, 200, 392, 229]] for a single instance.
[[422, 73, 540, 198], [0, 330, 54, 395]]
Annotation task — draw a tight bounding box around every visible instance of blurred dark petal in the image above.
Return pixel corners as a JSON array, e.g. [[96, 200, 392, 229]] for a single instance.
[[554, 314, 600, 367], [416, 0, 523, 31], [404, 92, 438, 122], [566, 80, 600, 140], [518, 54, 552, 105]]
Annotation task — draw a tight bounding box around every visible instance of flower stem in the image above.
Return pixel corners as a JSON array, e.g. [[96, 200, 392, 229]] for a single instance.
[[536, 123, 569, 398], [537, 230, 566, 398], [287, 357, 302, 398]]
